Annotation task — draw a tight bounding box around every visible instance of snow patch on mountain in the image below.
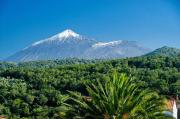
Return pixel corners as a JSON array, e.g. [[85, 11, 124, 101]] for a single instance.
[[92, 40, 122, 48]]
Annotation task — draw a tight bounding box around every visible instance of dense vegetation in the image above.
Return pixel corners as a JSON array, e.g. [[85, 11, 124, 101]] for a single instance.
[[0, 58, 103, 69], [0, 55, 179, 118]]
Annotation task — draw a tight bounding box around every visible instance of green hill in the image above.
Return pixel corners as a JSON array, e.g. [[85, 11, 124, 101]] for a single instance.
[[146, 46, 180, 57]]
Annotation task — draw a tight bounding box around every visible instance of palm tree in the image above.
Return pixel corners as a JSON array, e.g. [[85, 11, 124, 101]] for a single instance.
[[69, 72, 170, 119]]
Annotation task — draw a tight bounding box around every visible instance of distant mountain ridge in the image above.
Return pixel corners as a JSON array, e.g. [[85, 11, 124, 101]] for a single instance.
[[145, 46, 180, 57], [6, 29, 151, 62]]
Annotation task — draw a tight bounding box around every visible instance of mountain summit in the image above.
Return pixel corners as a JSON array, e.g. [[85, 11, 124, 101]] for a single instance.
[[6, 29, 151, 62], [57, 29, 80, 38], [31, 29, 82, 46]]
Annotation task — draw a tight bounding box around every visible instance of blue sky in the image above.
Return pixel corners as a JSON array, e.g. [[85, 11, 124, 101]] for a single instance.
[[0, 0, 180, 59]]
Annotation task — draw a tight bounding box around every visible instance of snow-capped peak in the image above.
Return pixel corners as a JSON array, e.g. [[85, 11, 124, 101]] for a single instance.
[[57, 29, 80, 38], [31, 29, 81, 47]]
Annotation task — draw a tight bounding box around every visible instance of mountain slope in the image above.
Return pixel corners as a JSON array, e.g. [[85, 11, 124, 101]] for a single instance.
[[85, 40, 150, 59], [145, 46, 180, 57], [6, 29, 151, 62]]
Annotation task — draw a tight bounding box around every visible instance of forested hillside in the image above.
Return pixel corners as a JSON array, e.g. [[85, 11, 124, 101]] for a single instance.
[[0, 58, 102, 69], [0, 55, 179, 118], [146, 46, 180, 57]]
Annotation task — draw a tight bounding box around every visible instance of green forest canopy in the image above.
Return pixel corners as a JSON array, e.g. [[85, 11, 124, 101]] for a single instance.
[[0, 55, 179, 118]]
